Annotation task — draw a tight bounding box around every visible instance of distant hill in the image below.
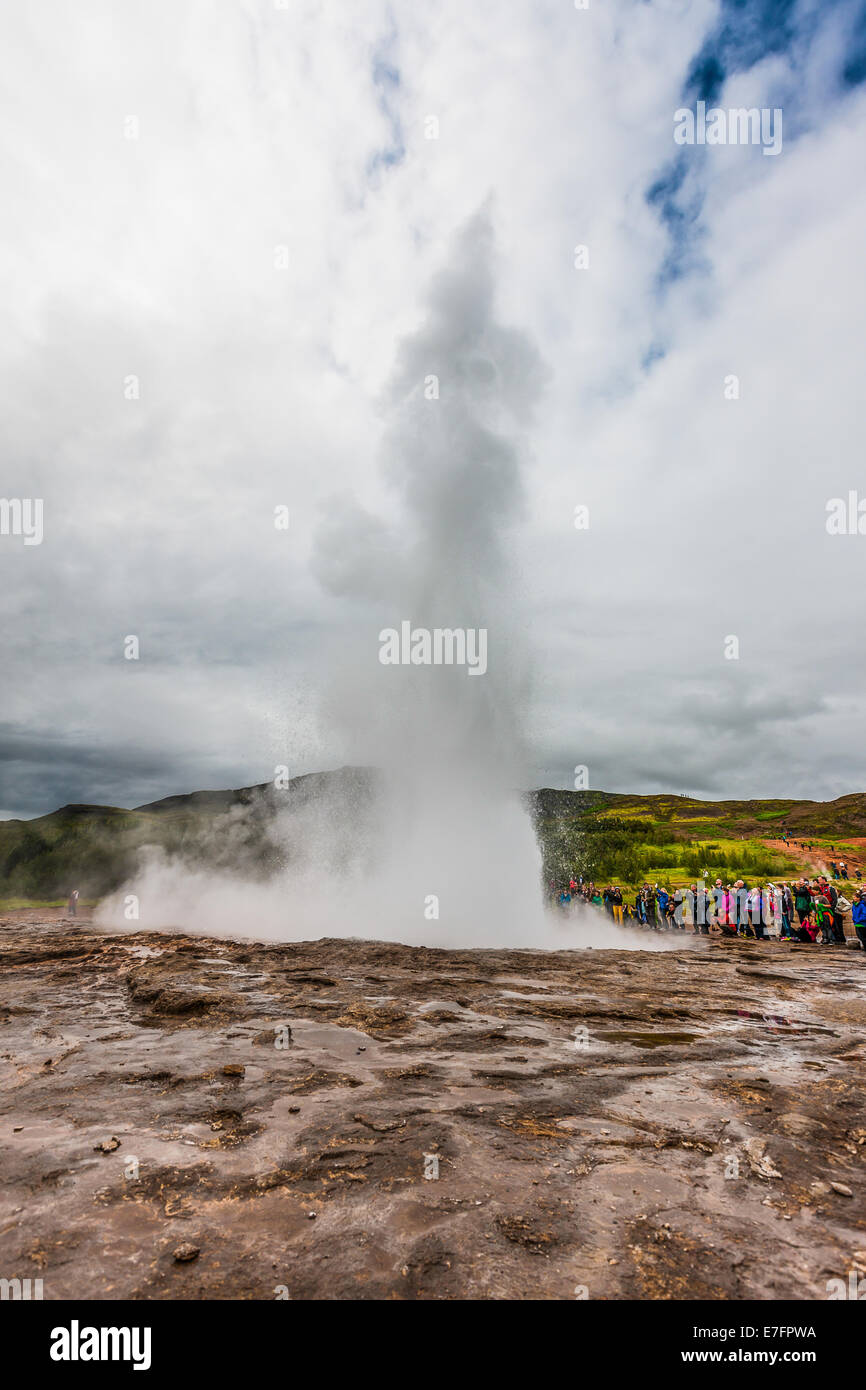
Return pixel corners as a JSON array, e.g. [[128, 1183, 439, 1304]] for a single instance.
[[0, 767, 377, 901], [132, 766, 375, 816], [1, 771, 864, 901], [530, 788, 866, 837]]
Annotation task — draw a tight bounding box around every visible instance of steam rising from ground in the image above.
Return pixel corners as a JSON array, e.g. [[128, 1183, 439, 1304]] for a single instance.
[[99, 212, 670, 950]]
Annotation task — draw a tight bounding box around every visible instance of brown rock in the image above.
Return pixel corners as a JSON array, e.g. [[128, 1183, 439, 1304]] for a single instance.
[[173, 1243, 200, 1262]]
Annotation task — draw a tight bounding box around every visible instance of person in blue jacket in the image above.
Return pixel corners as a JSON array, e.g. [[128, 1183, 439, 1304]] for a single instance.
[[656, 885, 669, 927], [851, 891, 866, 951]]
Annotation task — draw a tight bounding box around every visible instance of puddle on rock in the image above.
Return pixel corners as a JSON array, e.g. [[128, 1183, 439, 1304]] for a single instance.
[[597, 1030, 699, 1049]]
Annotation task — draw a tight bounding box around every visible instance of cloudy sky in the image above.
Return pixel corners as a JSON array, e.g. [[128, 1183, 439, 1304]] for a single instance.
[[2, 0, 866, 819]]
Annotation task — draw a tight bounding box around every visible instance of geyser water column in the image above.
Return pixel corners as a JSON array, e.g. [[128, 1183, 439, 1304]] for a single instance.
[[99, 214, 675, 948], [311, 207, 550, 945]]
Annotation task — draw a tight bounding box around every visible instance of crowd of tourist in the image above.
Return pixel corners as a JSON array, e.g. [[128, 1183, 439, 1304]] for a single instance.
[[554, 874, 866, 950]]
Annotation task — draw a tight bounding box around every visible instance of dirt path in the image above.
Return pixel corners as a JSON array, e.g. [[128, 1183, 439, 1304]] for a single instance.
[[1, 913, 865, 1300], [762, 838, 866, 882], [763, 839, 834, 879]]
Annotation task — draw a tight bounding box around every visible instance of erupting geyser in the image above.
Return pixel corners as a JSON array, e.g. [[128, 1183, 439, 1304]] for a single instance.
[[99, 211, 667, 950], [307, 206, 548, 945]]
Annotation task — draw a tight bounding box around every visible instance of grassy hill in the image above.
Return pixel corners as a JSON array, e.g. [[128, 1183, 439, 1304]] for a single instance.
[[532, 788, 866, 836], [1, 774, 864, 905], [532, 789, 866, 890], [0, 768, 374, 903]]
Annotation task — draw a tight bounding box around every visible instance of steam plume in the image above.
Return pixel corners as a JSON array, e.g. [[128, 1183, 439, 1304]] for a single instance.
[[98, 211, 670, 951]]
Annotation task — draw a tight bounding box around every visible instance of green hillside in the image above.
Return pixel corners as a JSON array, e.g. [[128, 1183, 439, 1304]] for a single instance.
[[1, 774, 864, 905], [0, 768, 374, 902], [532, 788, 866, 837], [532, 789, 866, 890]]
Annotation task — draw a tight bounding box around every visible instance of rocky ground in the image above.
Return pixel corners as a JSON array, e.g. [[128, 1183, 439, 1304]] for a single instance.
[[1, 909, 865, 1300]]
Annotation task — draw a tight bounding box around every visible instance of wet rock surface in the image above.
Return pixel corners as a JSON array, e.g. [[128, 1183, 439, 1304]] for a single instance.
[[1, 910, 864, 1300]]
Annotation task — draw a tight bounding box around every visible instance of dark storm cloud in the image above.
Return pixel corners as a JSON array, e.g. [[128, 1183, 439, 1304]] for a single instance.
[[0, 725, 194, 818]]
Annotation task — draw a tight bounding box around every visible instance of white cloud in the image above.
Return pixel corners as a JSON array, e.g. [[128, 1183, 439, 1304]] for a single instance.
[[1, 0, 865, 815]]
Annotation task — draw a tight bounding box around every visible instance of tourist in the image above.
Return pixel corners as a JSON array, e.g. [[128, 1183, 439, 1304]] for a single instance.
[[823, 878, 846, 945], [695, 882, 710, 935], [834, 889, 851, 944], [656, 884, 669, 926], [793, 913, 819, 943], [779, 882, 794, 939], [730, 880, 749, 938], [67, 889, 79, 917], [644, 884, 657, 929], [767, 884, 783, 938], [747, 885, 765, 939], [852, 891, 866, 951], [669, 887, 680, 929], [715, 882, 736, 937], [793, 878, 813, 930], [814, 888, 836, 945]]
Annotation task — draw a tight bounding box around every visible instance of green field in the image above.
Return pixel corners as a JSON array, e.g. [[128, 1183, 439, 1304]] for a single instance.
[[0, 897, 98, 912]]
